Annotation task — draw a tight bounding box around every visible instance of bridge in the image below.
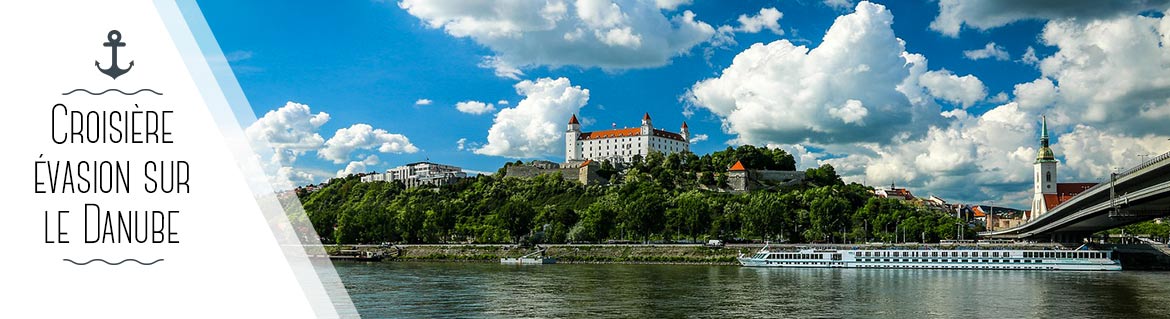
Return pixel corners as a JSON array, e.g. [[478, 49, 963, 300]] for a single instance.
[[980, 151, 1170, 242]]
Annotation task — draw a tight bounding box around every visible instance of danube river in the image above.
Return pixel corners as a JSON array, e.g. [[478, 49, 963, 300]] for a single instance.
[[335, 262, 1170, 318]]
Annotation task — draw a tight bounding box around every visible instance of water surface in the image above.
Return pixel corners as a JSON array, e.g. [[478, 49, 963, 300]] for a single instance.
[[335, 262, 1170, 318]]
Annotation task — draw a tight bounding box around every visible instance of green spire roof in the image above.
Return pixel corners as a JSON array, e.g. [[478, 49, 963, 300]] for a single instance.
[[1036, 116, 1057, 163]]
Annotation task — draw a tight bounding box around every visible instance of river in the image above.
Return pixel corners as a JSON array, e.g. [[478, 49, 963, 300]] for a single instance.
[[334, 262, 1170, 318]]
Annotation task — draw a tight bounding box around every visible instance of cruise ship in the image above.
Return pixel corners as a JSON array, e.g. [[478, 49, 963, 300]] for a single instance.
[[738, 244, 1121, 271]]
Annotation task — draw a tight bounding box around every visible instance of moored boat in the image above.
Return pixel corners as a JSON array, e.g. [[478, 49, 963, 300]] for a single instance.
[[738, 244, 1121, 271]]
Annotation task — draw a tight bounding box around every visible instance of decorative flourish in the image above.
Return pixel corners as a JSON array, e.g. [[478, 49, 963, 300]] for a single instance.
[[61, 88, 163, 96], [63, 258, 164, 265]]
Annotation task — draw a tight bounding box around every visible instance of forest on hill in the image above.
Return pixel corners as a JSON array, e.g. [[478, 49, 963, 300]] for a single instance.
[[298, 145, 974, 245]]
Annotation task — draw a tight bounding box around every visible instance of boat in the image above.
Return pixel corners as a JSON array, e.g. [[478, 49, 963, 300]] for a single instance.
[[738, 244, 1121, 271], [501, 246, 556, 265], [329, 250, 386, 262]]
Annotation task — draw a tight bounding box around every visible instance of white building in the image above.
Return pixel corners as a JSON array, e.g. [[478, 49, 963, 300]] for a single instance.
[[565, 113, 689, 163], [360, 161, 467, 188]]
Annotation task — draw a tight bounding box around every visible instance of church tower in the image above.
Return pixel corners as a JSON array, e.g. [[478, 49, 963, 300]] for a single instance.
[[680, 121, 690, 142], [1031, 116, 1058, 220], [566, 114, 581, 161]]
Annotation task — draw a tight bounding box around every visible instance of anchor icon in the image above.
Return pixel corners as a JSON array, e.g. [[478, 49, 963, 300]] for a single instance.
[[95, 30, 134, 79]]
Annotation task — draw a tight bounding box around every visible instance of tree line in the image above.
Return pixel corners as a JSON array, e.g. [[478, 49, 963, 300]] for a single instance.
[[298, 145, 974, 244]]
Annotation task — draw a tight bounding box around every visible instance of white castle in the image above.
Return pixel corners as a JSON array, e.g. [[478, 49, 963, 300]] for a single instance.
[[565, 113, 689, 163]]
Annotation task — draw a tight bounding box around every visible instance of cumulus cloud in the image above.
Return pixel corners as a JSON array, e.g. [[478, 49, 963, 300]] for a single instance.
[[245, 101, 330, 165], [655, 0, 691, 10], [688, 1, 941, 146], [736, 8, 783, 35], [475, 77, 590, 158], [930, 0, 1170, 37], [456, 138, 468, 151], [497, 100, 510, 105], [1031, 11, 1170, 134], [335, 155, 380, 178], [1011, 78, 1057, 111], [319, 124, 419, 164], [919, 69, 987, 108], [689, 133, 709, 143], [824, 103, 1042, 204], [963, 42, 1010, 61], [1020, 46, 1040, 65], [456, 100, 498, 115], [823, 0, 854, 11], [1056, 125, 1170, 180], [399, 0, 716, 76], [244, 101, 332, 190]]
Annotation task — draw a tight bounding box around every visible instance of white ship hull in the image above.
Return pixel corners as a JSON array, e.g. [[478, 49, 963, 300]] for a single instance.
[[738, 247, 1122, 271]]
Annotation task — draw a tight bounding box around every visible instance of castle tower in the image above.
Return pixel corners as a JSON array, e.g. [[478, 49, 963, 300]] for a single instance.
[[681, 121, 690, 143], [566, 114, 581, 162], [640, 112, 653, 136], [1031, 116, 1058, 220]]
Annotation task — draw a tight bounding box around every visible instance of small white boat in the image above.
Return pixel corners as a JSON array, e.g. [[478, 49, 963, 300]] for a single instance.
[[501, 246, 556, 265], [500, 257, 556, 264]]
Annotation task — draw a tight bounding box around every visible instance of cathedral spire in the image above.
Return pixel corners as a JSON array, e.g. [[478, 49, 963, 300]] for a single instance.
[[1040, 115, 1049, 148], [1036, 115, 1056, 163]]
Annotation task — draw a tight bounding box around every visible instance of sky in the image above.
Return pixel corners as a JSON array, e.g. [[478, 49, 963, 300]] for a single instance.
[[199, 0, 1170, 208]]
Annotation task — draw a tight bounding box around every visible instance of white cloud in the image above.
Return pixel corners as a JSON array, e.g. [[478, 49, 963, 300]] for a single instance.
[[497, 100, 510, 105], [930, 0, 1170, 37], [319, 124, 419, 164], [1011, 78, 1057, 110], [1032, 12, 1170, 134], [475, 77, 590, 158], [989, 92, 1009, 103], [689, 133, 708, 143], [824, 0, 854, 11], [456, 100, 498, 115], [919, 69, 988, 108], [399, 0, 716, 77], [655, 0, 691, 11], [687, 2, 941, 146], [456, 138, 468, 151], [245, 101, 330, 165], [1056, 125, 1170, 181], [736, 8, 783, 35], [828, 99, 869, 125], [276, 166, 318, 189], [244, 101, 332, 190], [478, 56, 524, 80], [1020, 46, 1040, 65], [336, 162, 368, 178], [415, 98, 433, 106], [963, 42, 1010, 61]]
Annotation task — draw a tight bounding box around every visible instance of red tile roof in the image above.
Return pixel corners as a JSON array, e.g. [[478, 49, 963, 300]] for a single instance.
[[579, 128, 641, 140], [681, 121, 688, 129], [577, 128, 687, 142], [569, 114, 579, 125], [643, 112, 651, 121], [729, 160, 746, 171]]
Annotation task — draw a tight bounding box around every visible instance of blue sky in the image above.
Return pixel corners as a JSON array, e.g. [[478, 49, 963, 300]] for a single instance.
[[200, 0, 1170, 208]]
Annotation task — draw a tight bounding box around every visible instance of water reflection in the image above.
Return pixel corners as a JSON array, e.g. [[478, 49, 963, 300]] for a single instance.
[[334, 262, 1170, 318]]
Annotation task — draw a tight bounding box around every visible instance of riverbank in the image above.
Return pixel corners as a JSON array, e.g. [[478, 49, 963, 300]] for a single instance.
[[326, 242, 1095, 265], [330, 244, 748, 264]]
